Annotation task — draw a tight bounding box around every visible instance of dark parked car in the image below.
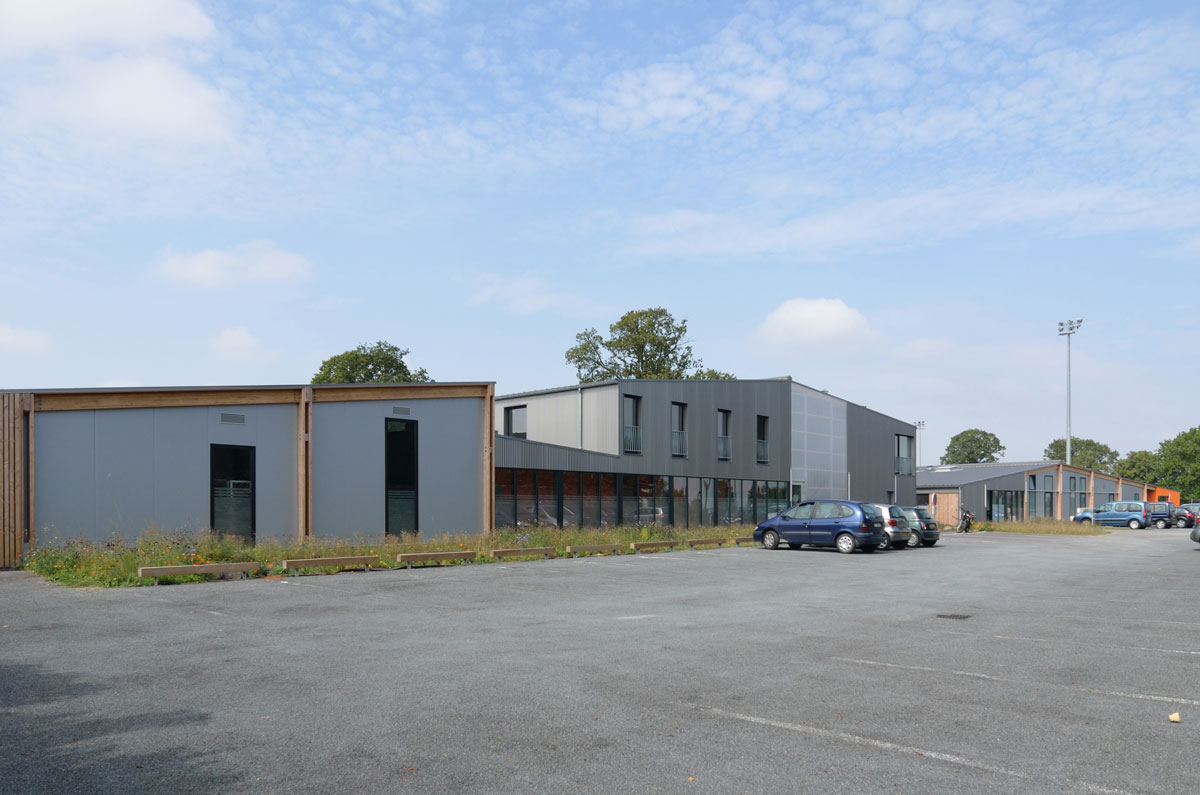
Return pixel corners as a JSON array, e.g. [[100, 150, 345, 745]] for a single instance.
[[1175, 504, 1197, 529], [869, 503, 913, 549], [1149, 502, 1177, 529], [901, 506, 940, 547], [754, 500, 889, 554]]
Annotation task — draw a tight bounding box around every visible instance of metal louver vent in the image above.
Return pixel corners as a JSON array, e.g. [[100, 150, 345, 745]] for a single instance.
[[220, 413, 246, 425], [392, 406, 411, 415]]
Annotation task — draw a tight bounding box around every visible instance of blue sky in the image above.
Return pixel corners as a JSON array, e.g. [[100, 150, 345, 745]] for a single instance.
[[2, 0, 1198, 464]]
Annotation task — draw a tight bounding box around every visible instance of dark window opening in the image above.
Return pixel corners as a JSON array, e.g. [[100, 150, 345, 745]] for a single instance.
[[211, 444, 255, 543], [386, 418, 418, 535], [623, 395, 642, 453], [504, 405, 527, 439]]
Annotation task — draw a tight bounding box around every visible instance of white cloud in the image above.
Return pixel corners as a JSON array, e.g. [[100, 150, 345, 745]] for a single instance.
[[467, 273, 587, 315], [156, 241, 314, 287], [14, 55, 232, 143], [758, 298, 873, 345], [0, 324, 52, 354], [0, 0, 213, 57], [208, 327, 266, 361]]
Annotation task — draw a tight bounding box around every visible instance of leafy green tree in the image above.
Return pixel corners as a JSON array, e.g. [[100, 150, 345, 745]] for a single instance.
[[1042, 437, 1118, 473], [1155, 427, 1200, 502], [311, 341, 431, 384], [940, 429, 1005, 464], [1114, 450, 1158, 483], [565, 307, 734, 382]]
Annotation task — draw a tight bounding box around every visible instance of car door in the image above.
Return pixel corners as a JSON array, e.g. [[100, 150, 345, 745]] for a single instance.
[[807, 501, 842, 546], [1095, 503, 1116, 526], [776, 502, 813, 545]]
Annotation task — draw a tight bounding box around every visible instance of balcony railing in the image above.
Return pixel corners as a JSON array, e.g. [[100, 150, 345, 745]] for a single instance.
[[756, 439, 769, 464], [895, 456, 914, 476], [717, 435, 732, 461], [623, 425, 642, 454], [671, 430, 688, 457]]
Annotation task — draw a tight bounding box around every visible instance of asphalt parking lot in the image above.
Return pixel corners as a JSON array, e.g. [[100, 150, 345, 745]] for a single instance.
[[2, 529, 1199, 794]]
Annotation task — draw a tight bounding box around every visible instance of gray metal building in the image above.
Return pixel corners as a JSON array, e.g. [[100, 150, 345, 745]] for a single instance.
[[0, 383, 494, 560], [493, 378, 915, 528]]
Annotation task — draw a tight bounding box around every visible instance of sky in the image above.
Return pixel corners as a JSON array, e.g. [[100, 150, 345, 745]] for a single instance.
[[2, 0, 1198, 465]]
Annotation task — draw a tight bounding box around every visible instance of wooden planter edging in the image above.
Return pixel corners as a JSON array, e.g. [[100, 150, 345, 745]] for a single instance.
[[137, 561, 260, 585], [490, 546, 555, 561], [565, 544, 623, 558], [630, 541, 679, 552], [281, 555, 380, 574], [396, 551, 477, 568], [729, 536, 756, 545], [685, 538, 726, 549]]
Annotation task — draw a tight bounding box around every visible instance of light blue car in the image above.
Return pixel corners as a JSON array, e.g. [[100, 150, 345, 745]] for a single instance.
[[1073, 501, 1150, 528]]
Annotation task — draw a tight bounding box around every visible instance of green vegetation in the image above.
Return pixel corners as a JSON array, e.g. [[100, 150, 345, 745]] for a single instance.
[[23, 523, 745, 588], [1043, 437, 1118, 473], [940, 428, 1005, 464], [565, 307, 734, 382], [311, 340, 431, 384], [965, 519, 1108, 536]]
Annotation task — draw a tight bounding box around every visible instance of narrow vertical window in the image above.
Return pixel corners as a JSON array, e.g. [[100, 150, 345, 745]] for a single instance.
[[671, 402, 688, 457], [385, 418, 418, 535], [717, 409, 732, 461], [622, 395, 642, 453], [756, 415, 769, 463]]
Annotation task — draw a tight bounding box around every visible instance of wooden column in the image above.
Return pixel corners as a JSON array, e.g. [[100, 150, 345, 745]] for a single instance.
[[0, 393, 33, 569], [296, 387, 313, 542]]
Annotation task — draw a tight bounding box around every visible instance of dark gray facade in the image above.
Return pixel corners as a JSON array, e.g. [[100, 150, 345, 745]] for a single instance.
[[495, 377, 916, 527]]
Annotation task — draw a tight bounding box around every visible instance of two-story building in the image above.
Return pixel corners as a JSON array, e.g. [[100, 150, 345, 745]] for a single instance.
[[493, 377, 915, 529]]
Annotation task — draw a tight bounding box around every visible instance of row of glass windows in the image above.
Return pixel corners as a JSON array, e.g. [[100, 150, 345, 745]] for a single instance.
[[495, 468, 790, 528]]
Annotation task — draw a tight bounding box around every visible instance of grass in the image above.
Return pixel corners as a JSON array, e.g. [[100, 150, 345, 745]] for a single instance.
[[22, 523, 751, 588], [962, 519, 1109, 536]]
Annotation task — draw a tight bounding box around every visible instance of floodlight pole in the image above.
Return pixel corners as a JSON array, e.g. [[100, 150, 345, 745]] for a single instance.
[[914, 420, 925, 468], [1057, 319, 1083, 466]]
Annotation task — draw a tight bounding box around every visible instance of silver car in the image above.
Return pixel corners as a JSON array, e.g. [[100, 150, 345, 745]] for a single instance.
[[869, 503, 912, 550]]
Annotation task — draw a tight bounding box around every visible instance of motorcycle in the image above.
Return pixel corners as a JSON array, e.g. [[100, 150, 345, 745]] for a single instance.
[[956, 509, 975, 533]]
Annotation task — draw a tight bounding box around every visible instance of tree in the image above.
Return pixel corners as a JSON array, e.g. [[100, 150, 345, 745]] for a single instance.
[[1155, 427, 1200, 502], [311, 341, 431, 384], [564, 307, 734, 382], [1042, 437, 1118, 473], [1114, 450, 1158, 483], [941, 429, 1005, 464]]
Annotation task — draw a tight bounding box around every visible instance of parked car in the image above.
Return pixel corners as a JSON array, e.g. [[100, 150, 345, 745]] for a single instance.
[[869, 503, 913, 549], [1175, 504, 1197, 529], [901, 506, 940, 547], [1148, 502, 1177, 529], [634, 507, 665, 525], [754, 500, 889, 554], [1191, 524, 1200, 544], [1073, 501, 1150, 528]]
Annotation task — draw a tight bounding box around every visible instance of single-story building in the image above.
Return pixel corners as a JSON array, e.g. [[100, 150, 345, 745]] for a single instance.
[[0, 384, 495, 567], [916, 461, 1180, 526]]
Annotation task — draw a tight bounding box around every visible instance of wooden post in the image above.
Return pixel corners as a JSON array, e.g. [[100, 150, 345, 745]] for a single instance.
[[483, 383, 495, 539]]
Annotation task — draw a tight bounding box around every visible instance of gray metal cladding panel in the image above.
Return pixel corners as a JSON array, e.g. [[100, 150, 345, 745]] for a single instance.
[[845, 402, 913, 503], [33, 405, 297, 543], [1121, 484, 1143, 500], [312, 398, 484, 537]]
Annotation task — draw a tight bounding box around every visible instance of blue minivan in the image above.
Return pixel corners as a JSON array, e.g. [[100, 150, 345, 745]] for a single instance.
[[754, 500, 889, 554], [1073, 501, 1151, 528]]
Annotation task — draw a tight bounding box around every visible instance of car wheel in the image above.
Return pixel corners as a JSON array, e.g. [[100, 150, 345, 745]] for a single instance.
[[1128, 519, 1142, 529], [761, 529, 780, 550], [906, 532, 920, 548], [1178, 518, 1189, 528], [922, 539, 938, 547], [835, 533, 856, 554], [1079, 518, 1092, 524], [1155, 519, 1168, 529]]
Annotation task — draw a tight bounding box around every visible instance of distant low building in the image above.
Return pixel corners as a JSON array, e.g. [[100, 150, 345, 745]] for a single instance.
[[916, 461, 1181, 526]]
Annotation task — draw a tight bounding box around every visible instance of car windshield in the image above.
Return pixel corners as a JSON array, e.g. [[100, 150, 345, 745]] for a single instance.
[[860, 504, 882, 519]]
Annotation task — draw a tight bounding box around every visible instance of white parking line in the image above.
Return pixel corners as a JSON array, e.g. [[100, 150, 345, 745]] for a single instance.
[[614, 614, 658, 620], [833, 657, 1200, 706], [701, 705, 1144, 795], [936, 628, 1200, 656]]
